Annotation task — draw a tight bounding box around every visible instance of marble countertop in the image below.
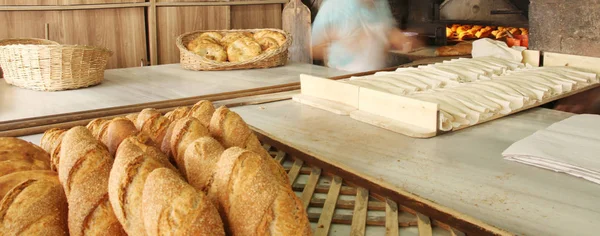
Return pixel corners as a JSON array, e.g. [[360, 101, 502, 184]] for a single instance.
[[0, 63, 349, 122]]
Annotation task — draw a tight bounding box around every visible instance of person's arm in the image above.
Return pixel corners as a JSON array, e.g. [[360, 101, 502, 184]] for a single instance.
[[554, 86, 600, 114]]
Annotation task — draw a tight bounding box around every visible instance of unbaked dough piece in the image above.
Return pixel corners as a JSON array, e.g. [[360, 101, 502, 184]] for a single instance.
[[414, 65, 460, 80], [344, 80, 409, 95], [500, 76, 562, 95], [430, 65, 480, 82], [371, 74, 430, 90], [512, 71, 576, 92], [411, 93, 480, 125], [474, 57, 523, 70], [468, 83, 528, 107], [350, 75, 420, 92], [452, 87, 514, 113], [449, 58, 507, 75], [438, 61, 492, 76], [410, 70, 461, 87], [438, 89, 502, 113], [492, 80, 548, 101]]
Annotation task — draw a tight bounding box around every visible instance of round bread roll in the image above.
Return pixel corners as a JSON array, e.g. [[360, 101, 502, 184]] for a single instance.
[[0, 137, 51, 177], [199, 32, 223, 42], [226, 37, 262, 63], [220, 32, 251, 47], [257, 37, 279, 52], [253, 30, 286, 45], [190, 43, 227, 62]]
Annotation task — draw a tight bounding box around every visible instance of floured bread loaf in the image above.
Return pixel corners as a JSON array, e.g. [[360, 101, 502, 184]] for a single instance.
[[188, 100, 216, 127], [0, 179, 68, 236], [164, 106, 191, 122], [226, 37, 262, 63], [0, 137, 51, 177], [40, 128, 66, 171], [209, 147, 311, 236], [209, 106, 289, 185], [58, 126, 126, 236], [142, 168, 225, 236], [87, 117, 151, 156], [160, 117, 210, 176], [0, 170, 57, 200], [132, 108, 172, 146], [109, 136, 179, 236], [184, 136, 225, 192]]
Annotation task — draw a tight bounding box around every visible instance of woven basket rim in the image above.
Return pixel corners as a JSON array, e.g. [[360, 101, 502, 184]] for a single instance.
[[0, 38, 113, 55], [176, 28, 292, 67]]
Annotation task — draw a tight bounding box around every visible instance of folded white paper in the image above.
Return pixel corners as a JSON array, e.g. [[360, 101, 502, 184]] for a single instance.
[[472, 38, 526, 62], [502, 114, 600, 184]]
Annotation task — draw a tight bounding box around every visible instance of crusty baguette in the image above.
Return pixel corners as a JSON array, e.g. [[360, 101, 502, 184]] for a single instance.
[[133, 108, 172, 145], [188, 100, 216, 127], [209, 106, 289, 185], [0, 179, 68, 235], [161, 117, 210, 176], [142, 168, 225, 236], [87, 117, 154, 156], [183, 136, 225, 192], [0, 137, 51, 177], [0, 170, 57, 200], [58, 126, 126, 236], [40, 128, 66, 171], [164, 106, 190, 122], [209, 147, 311, 235], [109, 136, 179, 236]]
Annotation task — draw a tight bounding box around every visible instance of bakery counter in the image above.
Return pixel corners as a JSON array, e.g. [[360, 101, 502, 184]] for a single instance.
[[215, 99, 598, 236], [0, 62, 349, 122]]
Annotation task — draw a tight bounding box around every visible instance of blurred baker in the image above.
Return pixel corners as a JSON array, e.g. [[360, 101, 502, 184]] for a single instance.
[[311, 0, 417, 72]]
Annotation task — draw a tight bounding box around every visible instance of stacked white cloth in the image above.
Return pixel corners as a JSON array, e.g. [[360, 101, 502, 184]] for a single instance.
[[502, 114, 600, 184]]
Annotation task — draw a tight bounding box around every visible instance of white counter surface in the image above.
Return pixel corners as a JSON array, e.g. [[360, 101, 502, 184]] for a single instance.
[[0, 63, 348, 122]]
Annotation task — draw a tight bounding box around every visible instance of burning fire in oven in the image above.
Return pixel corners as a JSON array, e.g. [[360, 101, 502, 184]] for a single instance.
[[446, 24, 529, 43]]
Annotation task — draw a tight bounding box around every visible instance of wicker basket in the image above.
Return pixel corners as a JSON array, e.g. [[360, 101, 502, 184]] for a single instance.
[[0, 38, 113, 92], [176, 29, 292, 71]]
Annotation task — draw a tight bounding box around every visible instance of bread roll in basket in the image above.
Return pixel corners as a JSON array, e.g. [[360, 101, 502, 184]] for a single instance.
[[176, 29, 292, 71]]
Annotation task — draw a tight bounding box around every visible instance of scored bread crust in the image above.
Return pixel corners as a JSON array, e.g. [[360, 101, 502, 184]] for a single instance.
[[0, 170, 58, 200], [209, 147, 311, 236], [161, 117, 210, 176], [40, 128, 67, 171], [188, 100, 216, 127], [142, 168, 225, 236], [109, 136, 178, 236], [0, 179, 69, 236], [183, 136, 225, 192], [0, 137, 51, 177], [209, 106, 289, 185], [164, 106, 191, 122], [58, 126, 126, 236], [134, 108, 172, 145]]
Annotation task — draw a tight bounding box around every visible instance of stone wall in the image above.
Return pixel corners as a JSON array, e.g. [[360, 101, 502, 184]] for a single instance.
[[530, 0, 600, 57]]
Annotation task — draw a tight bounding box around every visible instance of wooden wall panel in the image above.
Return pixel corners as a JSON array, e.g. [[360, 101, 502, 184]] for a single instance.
[[0, 0, 144, 5], [231, 4, 282, 29], [56, 8, 147, 68], [156, 6, 229, 64], [0, 11, 59, 39]]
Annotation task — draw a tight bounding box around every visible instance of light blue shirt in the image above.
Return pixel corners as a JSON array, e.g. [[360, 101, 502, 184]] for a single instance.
[[312, 0, 396, 72]]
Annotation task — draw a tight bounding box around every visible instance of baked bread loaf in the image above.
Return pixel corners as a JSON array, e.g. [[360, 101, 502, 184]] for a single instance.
[[189, 100, 216, 127], [190, 42, 228, 62], [253, 30, 286, 46], [40, 128, 66, 171], [142, 168, 225, 236], [87, 117, 147, 156], [132, 108, 172, 146], [164, 106, 191, 122], [257, 37, 279, 52], [0, 170, 57, 200], [183, 136, 225, 192], [199, 32, 223, 42], [0, 137, 51, 177], [58, 126, 126, 236], [160, 117, 210, 176], [109, 136, 179, 236], [208, 147, 310, 235], [227, 37, 262, 62], [209, 106, 289, 185], [0, 179, 68, 235], [435, 41, 473, 57], [220, 32, 252, 48]]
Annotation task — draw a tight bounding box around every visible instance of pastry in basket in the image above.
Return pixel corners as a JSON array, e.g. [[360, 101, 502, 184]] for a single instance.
[[220, 32, 253, 48], [257, 37, 279, 52], [226, 37, 262, 62], [190, 42, 228, 62], [199, 32, 223, 42], [253, 30, 286, 45]]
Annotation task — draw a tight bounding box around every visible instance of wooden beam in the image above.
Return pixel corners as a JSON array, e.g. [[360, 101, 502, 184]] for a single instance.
[[0, 3, 150, 11]]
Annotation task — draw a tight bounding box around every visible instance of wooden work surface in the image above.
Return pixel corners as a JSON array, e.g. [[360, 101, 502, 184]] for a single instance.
[[0, 62, 348, 122], [222, 99, 598, 236]]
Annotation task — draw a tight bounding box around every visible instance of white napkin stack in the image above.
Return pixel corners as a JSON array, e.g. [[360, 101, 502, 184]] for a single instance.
[[502, 114, 600, 184]]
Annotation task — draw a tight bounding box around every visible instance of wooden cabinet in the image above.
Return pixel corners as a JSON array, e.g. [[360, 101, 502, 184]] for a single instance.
[[231, 4, 282, 29]]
